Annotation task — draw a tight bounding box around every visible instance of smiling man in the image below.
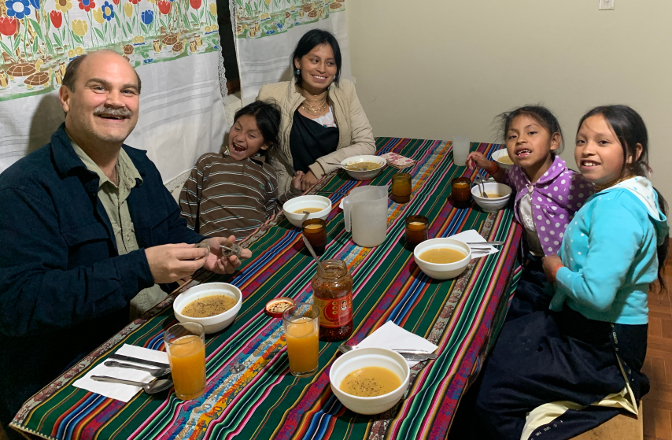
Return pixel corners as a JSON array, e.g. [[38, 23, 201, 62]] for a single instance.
[[0, 50, 250, 435]]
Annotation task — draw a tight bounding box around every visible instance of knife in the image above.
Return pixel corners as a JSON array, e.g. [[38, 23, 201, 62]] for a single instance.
[[108, 353, 171, 370], [337, 345, 437, 361]]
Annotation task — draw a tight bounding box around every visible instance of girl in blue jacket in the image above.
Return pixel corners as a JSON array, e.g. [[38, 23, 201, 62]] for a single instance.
[[465, 105, 669, 440]]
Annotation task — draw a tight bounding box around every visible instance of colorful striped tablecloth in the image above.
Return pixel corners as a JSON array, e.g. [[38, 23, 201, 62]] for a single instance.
[[11, 138, 523, 440]]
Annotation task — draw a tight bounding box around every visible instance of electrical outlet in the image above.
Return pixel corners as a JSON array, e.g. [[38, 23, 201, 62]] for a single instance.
[[599, 0, 615, 10]]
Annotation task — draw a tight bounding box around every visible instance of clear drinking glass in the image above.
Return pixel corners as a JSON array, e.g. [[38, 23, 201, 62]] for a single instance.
[[283, 303, 319, 377], [164, 322, 206, 400]]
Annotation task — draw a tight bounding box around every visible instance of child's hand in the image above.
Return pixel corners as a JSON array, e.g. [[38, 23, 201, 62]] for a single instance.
[[301, 170, 319, 191], [291, 171, 304, 190], [466, 152, 493, 170], [542, 254, 564, 283]]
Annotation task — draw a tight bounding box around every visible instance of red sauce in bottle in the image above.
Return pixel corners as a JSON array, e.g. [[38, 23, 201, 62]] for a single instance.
[[311, 259, 353, 341]]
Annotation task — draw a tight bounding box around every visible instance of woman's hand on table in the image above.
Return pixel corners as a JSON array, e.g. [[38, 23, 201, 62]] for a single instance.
[[542, 254, 564, 283], [291, 171, 305, 191], [203, 236, 252, 274], [301, 170, 319, 191]]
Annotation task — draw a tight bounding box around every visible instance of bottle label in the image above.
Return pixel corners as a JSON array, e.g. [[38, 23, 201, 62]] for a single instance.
[[314, 294, 353, 329]]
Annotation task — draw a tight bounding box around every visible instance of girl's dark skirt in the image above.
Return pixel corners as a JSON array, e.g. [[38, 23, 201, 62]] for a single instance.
[[460, 307, 648, 440], [506, 254, 553, 322]]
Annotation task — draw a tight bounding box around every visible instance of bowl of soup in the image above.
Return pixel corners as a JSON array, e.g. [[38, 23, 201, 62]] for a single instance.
[[282, 195, 332, 227], [491, 149, 514, 170], [340, 155, 386, 181], [471, 182, 512, 213], [173, 283, 242, 334], [329, 347, 410, 415], [413, 238, 471, 280]]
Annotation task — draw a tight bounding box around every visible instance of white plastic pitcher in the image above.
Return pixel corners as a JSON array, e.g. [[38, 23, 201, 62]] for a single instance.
[[342, 186, 388, 247]]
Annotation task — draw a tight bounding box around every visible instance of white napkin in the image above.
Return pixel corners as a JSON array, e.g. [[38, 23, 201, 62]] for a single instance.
[[357, 321, 438, 367], [73, 344, 169, 402], [449, 229, 499, 258]]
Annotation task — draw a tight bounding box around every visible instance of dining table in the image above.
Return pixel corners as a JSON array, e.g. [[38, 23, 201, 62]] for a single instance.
[[10, 137, 523, 440]]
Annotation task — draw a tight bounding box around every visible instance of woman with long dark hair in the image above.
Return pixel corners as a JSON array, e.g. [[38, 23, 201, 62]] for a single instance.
[[258, 29, 375, 197]]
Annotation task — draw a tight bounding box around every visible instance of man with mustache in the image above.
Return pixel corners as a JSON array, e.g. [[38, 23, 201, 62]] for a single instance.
[[0, 50, 249, 437]]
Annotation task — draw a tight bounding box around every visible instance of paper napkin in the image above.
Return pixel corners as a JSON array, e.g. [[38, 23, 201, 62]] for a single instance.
[[357, 321, 438, 367], [380, 152, 416, 169], [450, 229, 499, 258], [73, 344, 169, 402]]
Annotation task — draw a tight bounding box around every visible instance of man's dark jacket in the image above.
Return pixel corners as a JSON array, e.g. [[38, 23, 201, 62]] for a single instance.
[[0, 125, 203, 423]]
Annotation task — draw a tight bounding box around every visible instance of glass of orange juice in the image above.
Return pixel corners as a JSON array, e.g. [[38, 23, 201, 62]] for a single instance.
[[283, 303, 319, 377], [164, 322, 206, 400]]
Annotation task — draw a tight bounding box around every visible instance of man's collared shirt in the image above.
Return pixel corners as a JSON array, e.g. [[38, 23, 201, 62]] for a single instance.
[[71, 138, 166, 318]]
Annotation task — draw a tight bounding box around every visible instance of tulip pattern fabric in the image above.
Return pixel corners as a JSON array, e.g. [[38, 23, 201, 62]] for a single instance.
[[233, 0, 351, 103], [0, 0, 223, 101], [0, 0, 231, 186], [233, 0, 345, 40]]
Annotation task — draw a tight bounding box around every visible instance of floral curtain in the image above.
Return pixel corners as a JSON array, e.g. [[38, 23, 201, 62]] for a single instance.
[[232, 0, 344, 39], [0, 0, 230, 184], [230, 0, 350, 103]]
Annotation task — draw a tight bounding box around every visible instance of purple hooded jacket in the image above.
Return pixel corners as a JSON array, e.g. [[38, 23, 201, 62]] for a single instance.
[[505, 155, 593, 256]]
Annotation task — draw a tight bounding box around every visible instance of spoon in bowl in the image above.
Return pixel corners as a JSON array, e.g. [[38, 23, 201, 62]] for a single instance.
[[104, 360, 171, 377], [91, 376, 174, 394]]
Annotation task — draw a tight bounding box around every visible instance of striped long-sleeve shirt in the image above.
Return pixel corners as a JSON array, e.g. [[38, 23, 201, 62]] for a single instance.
[[180, 153, 279, 240]]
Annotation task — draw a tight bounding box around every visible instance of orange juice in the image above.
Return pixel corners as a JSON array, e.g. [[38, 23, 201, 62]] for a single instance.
[[286, 317, 319, 375], [167, 334, 206, 400]]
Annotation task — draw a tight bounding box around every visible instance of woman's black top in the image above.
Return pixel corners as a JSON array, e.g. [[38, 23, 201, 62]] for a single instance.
[[289, 109, 339, 173]]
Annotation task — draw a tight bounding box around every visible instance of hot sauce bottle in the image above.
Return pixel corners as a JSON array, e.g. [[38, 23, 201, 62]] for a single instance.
[[311, 259, 353, 341]]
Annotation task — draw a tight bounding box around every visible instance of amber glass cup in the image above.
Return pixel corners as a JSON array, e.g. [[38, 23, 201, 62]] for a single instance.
[[391, 173, 412, 204], [405, 215, 429, 248], [451, 177, 472, 209], [302, 219, 327, 256]]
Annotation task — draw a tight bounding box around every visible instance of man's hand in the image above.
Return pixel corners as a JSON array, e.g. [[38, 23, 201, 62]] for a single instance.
[[301, 170, 319, 191], [145, 243, 208, 284], [203, 236, 252, 274], [542, 254, 564, 283]]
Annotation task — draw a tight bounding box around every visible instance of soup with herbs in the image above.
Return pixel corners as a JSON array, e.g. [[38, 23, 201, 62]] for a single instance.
[[496, 155, 513, 165], [345, 161, 381, 171], [293, 207, 323, 214], [181, 295, 237, 318], [339, 366, 402, 397], [419, 248, 466, 264]]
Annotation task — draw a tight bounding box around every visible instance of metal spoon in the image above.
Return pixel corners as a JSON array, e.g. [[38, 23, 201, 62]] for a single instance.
[[104, 360, 171, 377], [302, 235, 325, 273], [477, 177, 488, 198], [326, 162, 368, 172], [91, 375, 174, 394]]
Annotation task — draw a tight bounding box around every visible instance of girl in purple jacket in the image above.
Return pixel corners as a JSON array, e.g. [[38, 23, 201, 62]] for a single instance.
[[466, 105, 593, 319]]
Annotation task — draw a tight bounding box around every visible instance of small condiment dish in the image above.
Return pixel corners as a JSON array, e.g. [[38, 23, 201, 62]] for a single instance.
[[491, 149, 514, 170], [330, 347, 410, 415], [471, 182, 512, 213], [173, 283, 242, 334], [413, 238, 471, 280], [282, 195, 332, 228], [340, 155, 386, 181]]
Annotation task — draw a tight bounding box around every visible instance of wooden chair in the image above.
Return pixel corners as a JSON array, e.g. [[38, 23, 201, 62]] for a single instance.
[[570, 403, 643, 440]]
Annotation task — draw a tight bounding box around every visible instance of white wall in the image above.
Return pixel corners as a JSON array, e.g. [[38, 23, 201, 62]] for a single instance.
[[346, 0, 672, 201]]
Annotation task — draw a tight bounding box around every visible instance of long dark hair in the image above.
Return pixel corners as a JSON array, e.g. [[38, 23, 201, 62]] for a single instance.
[[291, 29, 342, 87], [578, 105, 668, 289], [234, 100, 281, 151], [497, 105, 564, 154]]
